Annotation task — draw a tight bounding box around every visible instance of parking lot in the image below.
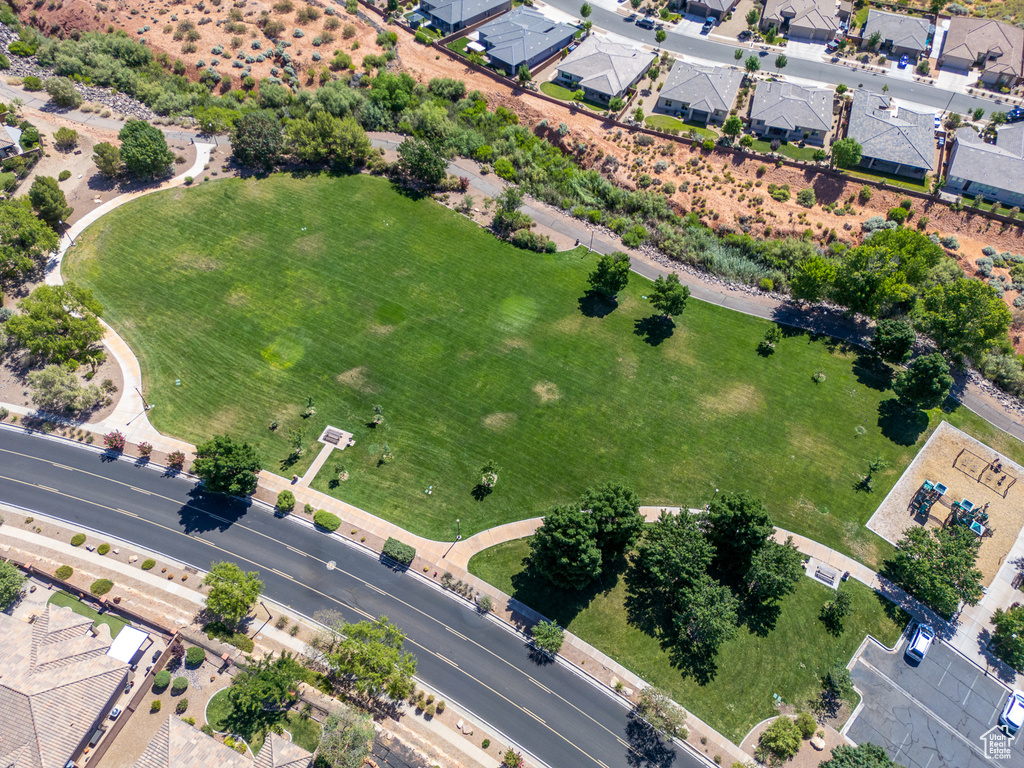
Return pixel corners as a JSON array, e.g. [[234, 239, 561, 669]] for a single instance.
[[847, 635, 1024, 768]]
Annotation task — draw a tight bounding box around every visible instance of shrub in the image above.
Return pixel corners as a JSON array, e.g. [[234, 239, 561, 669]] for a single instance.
[[168, 450, 186, 470], [176, 698, 189, 714], [58, 169, 71, 181], [941, 235, 960, 250], [55, 565, 73, 580], [796, 187, 816, 207], [702, 139, 715, 151], [151, 700, 162, 712], [983, 246, 998, 256], [22, 76, 43, 91], [276, 490, 296, 512], [104, 430, 126, 451], [383, 537, 416, 566], [186, 646, 206, 666], [90, 579, 113, 596], [886, 207, 908, 224], [531, 620, 565, 653], [478, 595, 494, 613], [141, 559, 156, 570], [795, 711, 816, 739], [858, 186, 872, 204], [314, 510, 341, 531], [756, 717, 801, 764], [154, 670, 172, 689], [97, 543, 110, 555], [71, 534, 86, 547], [172, 676, 189, 693], [759, 278, 774, 292]]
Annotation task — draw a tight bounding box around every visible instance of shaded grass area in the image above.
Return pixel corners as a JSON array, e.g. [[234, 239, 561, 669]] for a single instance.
[[645, 114, 718, 138], [750, 138, 822, 161], [65, 173, 1024, 563], [845, 168, 931, 194], [539, 80, 608, 111], [469, 537, 908, 743], [48, 591, 126, 638], [206, 689, 321, 754], [446, 36, 469, 54]]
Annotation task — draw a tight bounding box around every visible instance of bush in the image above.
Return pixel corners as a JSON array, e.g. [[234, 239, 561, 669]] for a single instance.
[[104, 430, 126, 451], [756, 717, 801, 764], [154, 670, 172, 689], [141, 558, 156, 570], [858, 186, 872, 204], [185, 646, 206, 666], [71, 534, 86, 547], [276, 489, 296, 512], [22, 76, 42, 91], [90, 579, 113, 596], [796, 187, 816, 207], [314, 510, 341, 531], [795, 711, 816, 739], [941, 235, 960, 250], [55, 565, 73, 580], [151, 700, 162, 712], [886, 207, 908, 224], [383, 537, 416, 566], [97, 543, 110, 555], [176, 698, 189, 714], [172, 676, 189, 693], [58, 170, 71, 181]]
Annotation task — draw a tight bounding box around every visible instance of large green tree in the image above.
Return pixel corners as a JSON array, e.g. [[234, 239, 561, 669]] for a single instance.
[[0, 560, 25, 610], [873, 318, 916, 364], [230, 110, 283, 172], [397, 138, 448, 186], [6, 282, 104, 365], [916, 278, 1012, 362], [830, 137, 862, 170], [328, 616, 417, 701], [118, 119, 175, 177], [44, 77, 82, 108], [578, 481, 643, 560], [0, 197, 59, 282], [672, 574, 739, 659], [745, 536, 803, 604], [192, 434, 262, 496], [286, 113, 372, 168], [587, 251, 631, 298], [892, 352, 953, 411], [202, 561, 263, 626], [314, 710, 375, 768], [789, 255, 837, 303], [703, 491, 773, 585], [832, 245, 914, 318], [991, 604, 1024, 672], [27, 364, 101, 412], [649, 272, 690, 317], [530, 504, 603, 590], [29, 175, 73, 230], [885, 526, 983, 618], [228, 651, 303, 721], [92, 142, 121, 177], [820, 743, 904, 768]]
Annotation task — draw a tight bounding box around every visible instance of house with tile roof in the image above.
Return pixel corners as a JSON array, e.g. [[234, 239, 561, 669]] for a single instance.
[[861, 10, 931, 59], [477, 7, 577, 73], [678, 0, 740, 21], [846, 90, 934, 179], [418, 0, 510, 35], [655, 61, 742, 125], [0, 604, 130, 768], [749, 81, 834, 144], [939, 18, 1023, 86], [761, 0, 839, 41], [555, 37, 655, 104], [945, 123, 1024, 207], [132, 716, 312, 768]]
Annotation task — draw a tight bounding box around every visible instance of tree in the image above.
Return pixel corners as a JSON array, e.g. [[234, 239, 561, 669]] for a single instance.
[[831, 244, 914, 318], [27, 364, 100, 411], [203, 561, 263, 626], [0, 197, 59, 283], [230, 110, 283, 172], [672, 574, 739, 659], [649, 272, 690, 317], [397, 138, 448, 186], [867, 31, 882, 49], [7, 283, 104, 365], [580, 2, 592, 16], [917, 278, 1012, 362], [704, 492, 773, 585], [656, 28, 667, 43], [0, 560, 25, 610], [517, 63, 531, 84], [745, 55, 760, 72], [329, 616, 417, 700], [635, 687, 688, 739], [830, 137, 863, 170], [873, 318, 915, 364], [892, 352, 953, 411], [790, 255, 837, 303], [228, 651, 303, 722], [44, 77, 82, 108], [722, 114, 743, 139], [53, 126, 78, 151], [775, 53, 788, 69], [29, 176, 73, 230], [314, 710, 375, 768], [579, 481, 644, 560], [530, 504, 602, 590], [118, 120, 175, 177], [193, 435, 262, 496], [287, 113, 372, 168], [745, 7, 759, 26], [92, 142, 121, 177], [757, 717, 802, 766], [820, 588, 853, 635], [820, 743, 904, 768], [530, 620, 565, 654], [745, 536, 803, 604], [587, 251, 630, 298], [991, 604, 1024, 672], [885, 526, 983, 618], [734, 48, 744, 60]]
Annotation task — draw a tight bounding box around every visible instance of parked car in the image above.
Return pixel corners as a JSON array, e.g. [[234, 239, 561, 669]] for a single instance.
[[109, 707, 122, 721], [636, 17, 656, 29], [1001, 691, 1024, 736], [624, 12, 637, 21], [1007, 108, 1024, 123], [904, 623, 935, 662], [701, 17, 715, 33], [738, 29, 751, 40], [898, 54, 910, 69], [825, 39, 840, 53]]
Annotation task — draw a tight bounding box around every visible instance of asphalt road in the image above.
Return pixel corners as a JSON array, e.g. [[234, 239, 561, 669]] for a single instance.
[[847, 636, 1023, 768], [0, 425, 706, 768], [546, 0, 1003, 116]]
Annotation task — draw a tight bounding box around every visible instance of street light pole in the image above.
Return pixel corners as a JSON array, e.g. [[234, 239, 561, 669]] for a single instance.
[[456, 518, 461, 541]]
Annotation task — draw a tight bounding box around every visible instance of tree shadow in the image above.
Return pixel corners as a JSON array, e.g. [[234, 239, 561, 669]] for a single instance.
[[470, 483, 493, 501], [625, 715, 677, 768], [852, 352, 892, 392], [877, 398, 928, 446], [664, 639, 719, 685], [177, 488, 253, 535], [278, 452, 300, 472], [578, 290, 618, 318], [633, 315, 675, 346], [525, 643, 556, 667], [509, 558, 627, 629], [739, 598, 783, 637]]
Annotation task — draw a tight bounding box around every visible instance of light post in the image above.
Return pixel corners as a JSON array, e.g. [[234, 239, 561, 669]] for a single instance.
[[456, 518, 462, 541]]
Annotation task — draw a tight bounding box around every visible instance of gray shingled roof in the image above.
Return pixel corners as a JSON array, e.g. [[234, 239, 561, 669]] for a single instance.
[[847, 90, 933, 171], [696, 0, 735, 13], [751, 81, 832, 132], [762, 0, 839, 34], [0, 605, 129, 768], [942, 18, 1024, 77], [420, 0, 507, 26], [557, 37, 655, 97], [863, 10, 930, 52], [659, 61, 742, 113], [948, 123, 1024, 197], [478, 7, 576, 67]]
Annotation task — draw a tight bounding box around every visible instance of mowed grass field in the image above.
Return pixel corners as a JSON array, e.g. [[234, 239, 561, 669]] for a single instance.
[[65, 172, 1024, 558], [469, 537, 907, 742]]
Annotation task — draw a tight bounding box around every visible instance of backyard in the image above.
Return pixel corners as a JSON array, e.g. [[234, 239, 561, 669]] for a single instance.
[[48, 591, 126, 638], [645, 114, 718, 139], [749, 139, 823, 161], [64, 173, 1024, 562], [469, 537, 908, 742], [205, 689, 321, 755], [539, 81, 610, 112]]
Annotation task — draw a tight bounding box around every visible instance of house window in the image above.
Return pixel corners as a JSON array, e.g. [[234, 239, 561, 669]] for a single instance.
[[664, 100, 672, 107]]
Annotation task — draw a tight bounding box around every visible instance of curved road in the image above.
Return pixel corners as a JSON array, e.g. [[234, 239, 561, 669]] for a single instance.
[[0, 426, 702, 768]]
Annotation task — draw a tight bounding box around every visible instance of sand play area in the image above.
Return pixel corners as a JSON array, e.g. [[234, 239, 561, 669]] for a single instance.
[[868, 421, 1024, 586]]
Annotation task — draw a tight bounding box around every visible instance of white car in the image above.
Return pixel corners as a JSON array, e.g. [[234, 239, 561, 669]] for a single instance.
[[904, 623, 934, 662], [1001, 690, 1024, 736]]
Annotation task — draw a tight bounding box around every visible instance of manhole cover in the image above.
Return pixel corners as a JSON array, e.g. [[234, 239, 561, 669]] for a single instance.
[[326, 561, 336, 571]]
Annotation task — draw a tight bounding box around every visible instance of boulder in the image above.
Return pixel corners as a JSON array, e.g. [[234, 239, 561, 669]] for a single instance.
[[810, 736, 826, 751]]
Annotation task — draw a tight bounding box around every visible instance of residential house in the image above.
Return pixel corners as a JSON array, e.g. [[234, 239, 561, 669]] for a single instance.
[[0, 604, 130, 768], [847, 90, 934, 179], [749, 81, 833, 143], [939, 18, 1023, 86], [945, 123, 1024, 207], [761, 0, 839, 41], [133, 715, 313, 768], [862, 10, 931, 59], [655, 61, 742, 125], [477, 7, 577, 73], [678, 0, 739, 22], [555, 37, 656, 104], [418, 0, 510, 35]]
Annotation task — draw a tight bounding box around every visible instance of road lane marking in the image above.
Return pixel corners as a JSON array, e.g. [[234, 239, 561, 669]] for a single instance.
[[285, 545, 306, 556], [50, 462, 73, 471], [530, 677, 554, 695], [445, 625, 469, 642], [116, 508, 138, 518], [130, 486, 153, 495], [35, 485, 57, 493], [270, 568, 295, 581], [523, 708, 546, 726]]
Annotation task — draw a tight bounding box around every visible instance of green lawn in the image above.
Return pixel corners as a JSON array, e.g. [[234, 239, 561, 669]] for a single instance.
[[48, 591, 126, 638], [446, 37, 469, 54], [645, 114, 719, 139], [206, 689, 321, 754], [469, 537, 908, 742], [538, 81, 608, 111], [750, 138, 823, 161], [845, 168, 931, 194], [65, 173, 1024, 562]]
